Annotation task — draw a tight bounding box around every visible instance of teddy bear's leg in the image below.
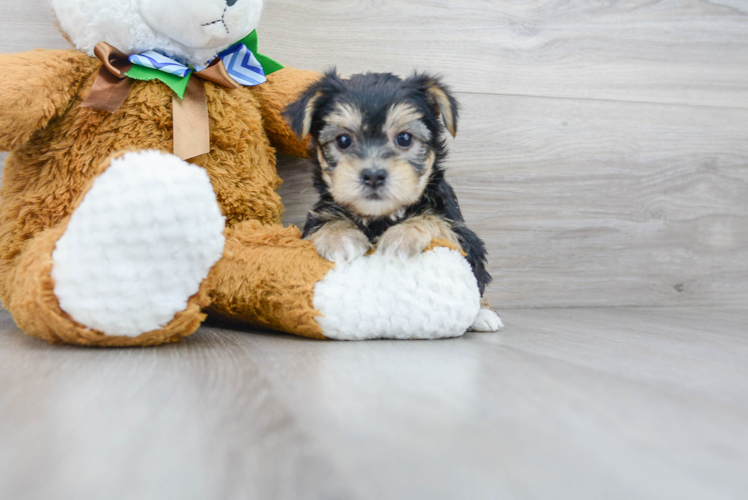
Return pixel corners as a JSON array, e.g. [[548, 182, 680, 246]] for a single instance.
[[208, 230, 484, 341], [206, 221, 335, 339], [5, 150, 226, 346]]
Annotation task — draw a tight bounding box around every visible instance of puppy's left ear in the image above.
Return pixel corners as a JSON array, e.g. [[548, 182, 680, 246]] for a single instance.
[[409, 74, 460, 137]]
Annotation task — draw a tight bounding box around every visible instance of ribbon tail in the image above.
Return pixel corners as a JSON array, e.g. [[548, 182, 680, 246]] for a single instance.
[[81, 65, 134, 113], [195, 60, 241, 89], [172, 78, 210, 161]]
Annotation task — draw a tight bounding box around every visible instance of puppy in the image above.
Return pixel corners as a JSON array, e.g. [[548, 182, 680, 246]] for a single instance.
[[283, 71, 502, 332]]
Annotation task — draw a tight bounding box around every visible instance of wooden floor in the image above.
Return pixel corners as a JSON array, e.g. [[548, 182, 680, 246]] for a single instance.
[[1, 307, 746, 500]]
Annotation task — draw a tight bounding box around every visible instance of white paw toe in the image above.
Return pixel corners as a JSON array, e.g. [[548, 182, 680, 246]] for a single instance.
[[311, 226, 372, 264], [318, 240, 369, 264], [469, 309, 504, 332], [52, 150, 226, 337]]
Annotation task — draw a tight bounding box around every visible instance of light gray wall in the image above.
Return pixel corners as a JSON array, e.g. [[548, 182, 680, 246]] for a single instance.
[[1, 0, 747, 308]]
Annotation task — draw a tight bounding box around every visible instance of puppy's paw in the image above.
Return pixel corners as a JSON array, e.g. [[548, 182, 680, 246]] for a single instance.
[[469, 308, 504, 332], [376, 223, 433, 260], [316, 236, 370, 264], [309, 223, 372, 264]]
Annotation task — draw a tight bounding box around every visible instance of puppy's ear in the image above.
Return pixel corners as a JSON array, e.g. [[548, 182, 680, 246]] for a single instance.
[[283, 89, 323, 139], [427, 81, 459, 137], [283, 70, 342, 139], [407, 74, 460, 137]]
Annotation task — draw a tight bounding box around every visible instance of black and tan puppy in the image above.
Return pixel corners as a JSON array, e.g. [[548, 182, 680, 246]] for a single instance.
[[284, 71, 501, 331]]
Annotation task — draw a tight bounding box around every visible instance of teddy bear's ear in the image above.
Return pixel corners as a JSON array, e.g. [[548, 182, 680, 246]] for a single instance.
[[283, 70, 343, 139], [406, 73, 460, 137]]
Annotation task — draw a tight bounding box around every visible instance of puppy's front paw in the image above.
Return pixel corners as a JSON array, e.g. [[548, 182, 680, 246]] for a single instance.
[[469, 308, 505, 332], [309, 222, 372, 264], [376, 223, 432, 260]]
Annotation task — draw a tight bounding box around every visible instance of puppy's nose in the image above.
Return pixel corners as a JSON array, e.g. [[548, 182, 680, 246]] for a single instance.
[[361, 168, 388, 188], [227, 0, 239, 6]]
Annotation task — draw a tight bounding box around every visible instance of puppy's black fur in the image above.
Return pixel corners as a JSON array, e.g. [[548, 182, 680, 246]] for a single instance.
[[283, 71, 492, 295]]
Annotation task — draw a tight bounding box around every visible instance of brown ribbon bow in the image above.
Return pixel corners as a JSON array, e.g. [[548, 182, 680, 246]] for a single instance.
[[81, 42, 243, 160]]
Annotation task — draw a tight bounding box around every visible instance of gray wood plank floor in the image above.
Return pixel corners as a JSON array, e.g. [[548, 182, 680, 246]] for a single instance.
[[1, 307, 746, 500]]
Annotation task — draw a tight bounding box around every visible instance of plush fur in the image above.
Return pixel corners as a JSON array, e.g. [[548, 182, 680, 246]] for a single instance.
[[207, 220, 334, 339], [52, 0, 263, 68], [0, 0, 335, 345], [314, 245, 481, 341], [0, 51, 316, 278], [0, 51, 331, 344]]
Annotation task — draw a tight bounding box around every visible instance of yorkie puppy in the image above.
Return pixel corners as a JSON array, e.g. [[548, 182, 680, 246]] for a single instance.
[[283, 71, 502, 331]]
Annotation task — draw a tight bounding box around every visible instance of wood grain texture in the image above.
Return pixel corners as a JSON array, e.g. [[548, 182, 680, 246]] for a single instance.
[[1, 307, 747, 500], [1, 1, 747, 308], [1, 1, 747, 108], [0, 2, 67, 53], [279, 92, 748, 308], [261, 0, 748, 109]]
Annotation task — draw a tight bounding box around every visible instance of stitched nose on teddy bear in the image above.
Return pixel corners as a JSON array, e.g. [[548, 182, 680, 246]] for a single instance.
[[227, 0, 239, 6]]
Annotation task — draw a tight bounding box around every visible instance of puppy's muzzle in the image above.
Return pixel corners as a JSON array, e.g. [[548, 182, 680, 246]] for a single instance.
[[361, 168, 388, 189]]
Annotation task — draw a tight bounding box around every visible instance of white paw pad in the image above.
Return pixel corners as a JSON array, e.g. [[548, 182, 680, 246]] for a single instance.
[[469, 308, 504, 332], [52, 151, 226, 337]]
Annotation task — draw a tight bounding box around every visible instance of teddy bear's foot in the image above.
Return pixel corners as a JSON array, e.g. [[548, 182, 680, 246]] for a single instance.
[[51, 150, 226, 338], [313, 246, 481, 340]]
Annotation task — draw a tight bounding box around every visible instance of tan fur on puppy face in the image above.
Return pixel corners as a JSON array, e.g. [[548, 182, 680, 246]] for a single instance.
[[317, 103, 364, 146], [329, 153, 434, 218], [326, 103, 364, 132], [384, 104, 431, 143], [318, 103, 436, 218], [316, 102, 363, 193]]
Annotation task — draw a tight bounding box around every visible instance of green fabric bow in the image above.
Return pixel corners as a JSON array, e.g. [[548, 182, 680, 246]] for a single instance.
[[125, 30, 284, 98]]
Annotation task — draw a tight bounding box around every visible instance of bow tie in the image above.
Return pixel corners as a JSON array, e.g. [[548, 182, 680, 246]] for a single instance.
[[81, 31, 283, 160]]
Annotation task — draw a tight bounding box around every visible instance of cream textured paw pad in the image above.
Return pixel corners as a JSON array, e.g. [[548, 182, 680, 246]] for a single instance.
[[313, 247, 481, 340], [52, 151, 226, 337]]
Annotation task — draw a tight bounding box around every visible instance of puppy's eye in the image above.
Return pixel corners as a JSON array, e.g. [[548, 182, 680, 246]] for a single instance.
[[396, 132, 414, 149], [336, 134, 353, 150]]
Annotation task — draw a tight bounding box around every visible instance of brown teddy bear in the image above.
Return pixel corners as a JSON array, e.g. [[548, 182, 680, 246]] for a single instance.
[[0, 0, 492, 347]]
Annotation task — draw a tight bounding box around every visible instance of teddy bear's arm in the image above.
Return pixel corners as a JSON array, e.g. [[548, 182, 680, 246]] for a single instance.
[[0, 50, 91, 152], [250, 67, 322, 158]]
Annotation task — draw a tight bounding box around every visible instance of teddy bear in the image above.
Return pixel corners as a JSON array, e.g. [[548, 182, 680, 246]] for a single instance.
[[0, 0, 499, 347]]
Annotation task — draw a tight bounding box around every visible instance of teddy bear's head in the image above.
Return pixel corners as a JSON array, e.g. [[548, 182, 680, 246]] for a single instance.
[[52, 0, 264, 67]]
